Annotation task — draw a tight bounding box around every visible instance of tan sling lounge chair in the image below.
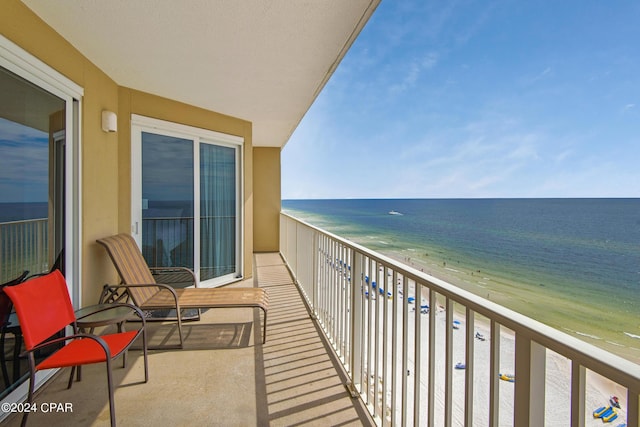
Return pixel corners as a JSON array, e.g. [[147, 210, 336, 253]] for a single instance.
[[96, 234, 268, 347]]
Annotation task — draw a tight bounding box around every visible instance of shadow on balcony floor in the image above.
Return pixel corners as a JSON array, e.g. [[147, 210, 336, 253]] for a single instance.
[[1, 253, 373, 426], [254, 253, 373, 426]]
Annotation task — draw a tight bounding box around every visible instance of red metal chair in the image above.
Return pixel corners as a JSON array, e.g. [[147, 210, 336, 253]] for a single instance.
[[4, 270, 149, 427]]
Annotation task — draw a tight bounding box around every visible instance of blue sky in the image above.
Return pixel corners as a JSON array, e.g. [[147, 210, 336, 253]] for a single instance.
[[0, 118, 48, 202], [282, 0, 640, 199]]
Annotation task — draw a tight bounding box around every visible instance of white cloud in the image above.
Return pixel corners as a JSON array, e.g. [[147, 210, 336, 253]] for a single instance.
[[389, 52, 439, 95]]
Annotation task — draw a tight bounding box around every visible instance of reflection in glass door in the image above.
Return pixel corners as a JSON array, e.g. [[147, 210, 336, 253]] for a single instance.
[[0, 65, 67, 398], [141, 132, 194, 271], [132, 117, 242, 287]]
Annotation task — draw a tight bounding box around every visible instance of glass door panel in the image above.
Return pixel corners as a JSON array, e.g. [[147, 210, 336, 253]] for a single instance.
[[0, 65, 66, 397], [200, 143, 236, 281], [141, 132, 194, 270]]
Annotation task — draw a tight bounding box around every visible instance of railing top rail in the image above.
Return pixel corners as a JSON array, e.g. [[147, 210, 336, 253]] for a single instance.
[[0, 218, 47, 226], [281, 211, 640, 391]]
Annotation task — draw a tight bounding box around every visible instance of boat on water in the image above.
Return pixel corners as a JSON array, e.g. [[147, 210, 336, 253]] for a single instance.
[[452, 320, 461, 329], [455, 362, 465, 369], [388, 210, 403, 215]]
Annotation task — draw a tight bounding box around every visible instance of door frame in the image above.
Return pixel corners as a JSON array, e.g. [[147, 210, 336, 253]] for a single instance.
[[0, 34, 83, 416], [130, 114, 244, 287]]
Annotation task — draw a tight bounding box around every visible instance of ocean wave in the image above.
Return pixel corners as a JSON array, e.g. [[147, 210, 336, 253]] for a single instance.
[[605, 341, 624, 347], [624, 332, 640, 340], [573, 331, 601, 340]]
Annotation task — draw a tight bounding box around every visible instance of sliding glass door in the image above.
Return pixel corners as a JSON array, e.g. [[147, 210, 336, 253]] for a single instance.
[[132, 116, 242, 287], [1, 35, 82, 402]]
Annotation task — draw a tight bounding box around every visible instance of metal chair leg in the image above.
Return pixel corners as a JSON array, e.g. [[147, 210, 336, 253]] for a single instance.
[[106, 358, 116, 427]]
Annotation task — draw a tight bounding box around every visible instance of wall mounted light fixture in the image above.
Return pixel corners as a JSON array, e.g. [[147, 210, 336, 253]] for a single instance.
[[101, 110, 117, 133]]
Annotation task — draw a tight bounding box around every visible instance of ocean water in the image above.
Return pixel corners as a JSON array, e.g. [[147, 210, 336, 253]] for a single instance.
[[0, 202, 48, 222], [282, 198, 640, 361]]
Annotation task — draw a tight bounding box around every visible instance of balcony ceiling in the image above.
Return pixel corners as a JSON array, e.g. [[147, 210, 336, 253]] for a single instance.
[[21, 0, 379, 147]]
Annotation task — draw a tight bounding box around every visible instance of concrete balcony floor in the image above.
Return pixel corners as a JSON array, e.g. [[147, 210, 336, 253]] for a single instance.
[[3, 253, 373, 426]]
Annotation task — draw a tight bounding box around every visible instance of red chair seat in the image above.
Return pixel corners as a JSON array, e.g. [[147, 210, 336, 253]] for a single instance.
[[37, 330, 139, 369]]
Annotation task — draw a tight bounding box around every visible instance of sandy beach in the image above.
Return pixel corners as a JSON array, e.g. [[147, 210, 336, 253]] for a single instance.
[[379, 244, 640, 365], [359, 268, 628, 426]]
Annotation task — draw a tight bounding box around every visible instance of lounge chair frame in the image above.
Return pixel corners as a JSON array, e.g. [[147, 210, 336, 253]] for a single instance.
[[96, 234, 268, 347]]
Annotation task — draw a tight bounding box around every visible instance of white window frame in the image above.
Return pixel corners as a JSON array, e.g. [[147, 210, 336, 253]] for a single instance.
[[0, 35, 83, 416], [131, 115, 244, 288]]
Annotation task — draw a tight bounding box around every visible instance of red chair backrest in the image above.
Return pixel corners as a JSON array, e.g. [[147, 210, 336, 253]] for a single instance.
[[4, 270, 75, 351]]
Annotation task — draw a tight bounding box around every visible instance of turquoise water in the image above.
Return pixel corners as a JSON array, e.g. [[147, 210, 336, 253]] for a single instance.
[[282, 198, 640, 361]]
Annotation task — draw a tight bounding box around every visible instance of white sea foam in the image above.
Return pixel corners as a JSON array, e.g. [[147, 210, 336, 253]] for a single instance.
[[624, 332, 640, 340], [574, 331, 601, 340], [605, 340, 624, 347]]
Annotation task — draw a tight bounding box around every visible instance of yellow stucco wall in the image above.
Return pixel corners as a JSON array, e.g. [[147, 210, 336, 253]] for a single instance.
[[1, 0, 256, 304], [253, 148, 281, 252]]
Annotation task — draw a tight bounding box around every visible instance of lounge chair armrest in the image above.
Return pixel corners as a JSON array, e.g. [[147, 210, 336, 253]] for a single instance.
[[100, 282, 177, 303], [100, 283, 181, 312]]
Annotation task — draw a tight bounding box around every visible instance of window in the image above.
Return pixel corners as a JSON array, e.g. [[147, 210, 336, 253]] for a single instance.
[[131, 115, 243, 287]]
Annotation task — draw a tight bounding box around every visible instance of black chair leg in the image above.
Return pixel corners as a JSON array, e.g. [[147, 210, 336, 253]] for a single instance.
[[0, 330, 10, 388]]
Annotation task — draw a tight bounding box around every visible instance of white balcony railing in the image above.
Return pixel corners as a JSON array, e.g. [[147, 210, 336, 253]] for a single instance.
[[280, 212, 640, 427], [0, 218, 48, 283]]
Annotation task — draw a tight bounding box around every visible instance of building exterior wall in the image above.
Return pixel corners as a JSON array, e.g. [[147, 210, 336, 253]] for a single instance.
[[253, 147, 281, 252], [1, 0, 256, 305]]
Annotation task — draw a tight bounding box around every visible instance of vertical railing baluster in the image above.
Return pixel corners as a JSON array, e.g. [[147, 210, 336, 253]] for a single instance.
[[391, 270, 399, 426], [414, 283, 422, 426], [514, 336, 546, 427], [570, 361, 585, 427], [332, 242, 337, 345], [427, 288, 436, 427], [401, 275, 409, 426], [465, 308, 475, 426], [381, 265, 389, 426], [350, 251, 363, 396], [489, 320, 501, 427], [445, 298, 453, 427], [627, 389, 639, 427]]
